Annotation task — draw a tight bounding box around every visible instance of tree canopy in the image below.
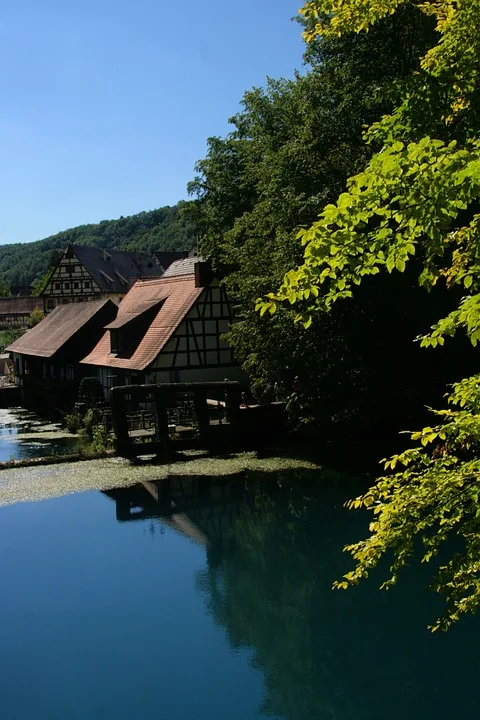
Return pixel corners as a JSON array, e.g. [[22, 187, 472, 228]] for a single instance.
[[189, 4, 450, 434], [259, 0, 480, 629]]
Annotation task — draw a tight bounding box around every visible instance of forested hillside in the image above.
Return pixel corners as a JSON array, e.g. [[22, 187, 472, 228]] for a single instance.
[[0, 202, 194, 288]]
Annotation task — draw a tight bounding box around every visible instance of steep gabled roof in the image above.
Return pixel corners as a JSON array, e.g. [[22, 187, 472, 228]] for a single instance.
[[162, 256, 201, 278], [81, 275, 204, 371], [6, 300, 115, 358], [68, 245, 164, 294]]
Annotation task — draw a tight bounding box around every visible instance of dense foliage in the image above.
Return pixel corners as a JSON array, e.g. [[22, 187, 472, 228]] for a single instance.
[[260, 0, 480, 629], [0, 203, 194, 289], [189, 6, 461, 435]]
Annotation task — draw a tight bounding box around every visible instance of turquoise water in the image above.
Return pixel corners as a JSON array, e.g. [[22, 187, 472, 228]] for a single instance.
[[0, 470, 478, 719]]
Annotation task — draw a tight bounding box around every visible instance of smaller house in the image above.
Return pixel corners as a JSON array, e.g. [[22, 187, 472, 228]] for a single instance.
[[0, 297, 45, 330], [81, 259, 245, 395], [42, 244, 166, 312], [7, 299, 118, 408]]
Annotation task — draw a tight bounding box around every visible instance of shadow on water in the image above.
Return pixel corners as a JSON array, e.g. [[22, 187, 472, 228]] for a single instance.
[[104, 470, 480, 720]]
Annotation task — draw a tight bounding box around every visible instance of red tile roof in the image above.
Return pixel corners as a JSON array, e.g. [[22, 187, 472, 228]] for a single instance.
[[6, 300, 114, 358], [81, 275, 204, 371], [104, 299, 163, 330]]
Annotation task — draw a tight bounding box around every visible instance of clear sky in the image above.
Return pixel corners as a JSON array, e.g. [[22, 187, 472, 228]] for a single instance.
[[0, 0, 305, 245]]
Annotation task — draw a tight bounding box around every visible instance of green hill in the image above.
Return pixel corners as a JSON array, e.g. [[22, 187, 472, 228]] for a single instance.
[[0, 202, 195, 289]]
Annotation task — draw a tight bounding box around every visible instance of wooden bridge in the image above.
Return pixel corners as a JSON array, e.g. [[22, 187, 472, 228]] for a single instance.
[[110, 381, 243, 460]]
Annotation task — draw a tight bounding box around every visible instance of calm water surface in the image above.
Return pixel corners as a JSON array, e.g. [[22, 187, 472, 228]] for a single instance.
[[0, 469, 478, 719], [0, 408, 77, 461]]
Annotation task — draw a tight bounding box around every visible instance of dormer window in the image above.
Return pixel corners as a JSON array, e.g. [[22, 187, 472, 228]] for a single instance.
[[115, 270, 129, 286], [106, 300, 163, 358], [100, 270, 114, 284], [110, 329, 122, 355]]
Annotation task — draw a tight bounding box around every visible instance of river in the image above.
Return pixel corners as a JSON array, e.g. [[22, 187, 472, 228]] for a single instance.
[[0, 407, 77, 462], [0, 467, 478, 719]]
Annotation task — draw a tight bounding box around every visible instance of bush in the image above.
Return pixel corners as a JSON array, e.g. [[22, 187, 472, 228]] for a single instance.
[[64, 412, 82, 434], [28, 309, 45, 327]]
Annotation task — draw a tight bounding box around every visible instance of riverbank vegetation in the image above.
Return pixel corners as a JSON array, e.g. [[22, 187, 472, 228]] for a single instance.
[[0, 310, 45, 352], [65, 406, 114, 458], [188, 4, 468, 440], [255, 0, 480, 630], [0, 451, 320, 507]]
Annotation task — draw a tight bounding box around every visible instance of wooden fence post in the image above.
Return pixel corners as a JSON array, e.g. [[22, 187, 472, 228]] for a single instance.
[[111, 387, 130, 457]]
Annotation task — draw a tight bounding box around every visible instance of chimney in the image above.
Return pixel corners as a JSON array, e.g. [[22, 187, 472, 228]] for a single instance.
[[194, 261, 213, 288]]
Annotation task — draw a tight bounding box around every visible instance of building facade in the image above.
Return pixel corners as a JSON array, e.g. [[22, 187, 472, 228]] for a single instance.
[[81, 259, 245, 396], [7, 299, 118, 408], [41, 244, 165, 312]]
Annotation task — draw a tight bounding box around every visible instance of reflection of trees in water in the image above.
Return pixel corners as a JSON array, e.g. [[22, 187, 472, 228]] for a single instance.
[[196, 471, 480, 720]]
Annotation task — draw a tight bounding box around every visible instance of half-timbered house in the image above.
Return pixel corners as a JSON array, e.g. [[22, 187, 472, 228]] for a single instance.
[[7, 299, 118, 408], [81, 259, 245, 395], [41, 244, 165, 312], [0, 297, 45, 330]]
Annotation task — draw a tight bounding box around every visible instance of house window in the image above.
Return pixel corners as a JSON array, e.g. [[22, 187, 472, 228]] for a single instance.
[[54, 282, 61, 290], [73, 281, 80, 290], [64, 282, 70, 290], [84, 281, 91, 290], [66, 365, 74, 382], [110, 330, 122, 354]]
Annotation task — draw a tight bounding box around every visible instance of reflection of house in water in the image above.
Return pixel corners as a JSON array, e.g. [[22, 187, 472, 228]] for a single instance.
[[102, 470, 480, 720], [103, 475, 250, 554]]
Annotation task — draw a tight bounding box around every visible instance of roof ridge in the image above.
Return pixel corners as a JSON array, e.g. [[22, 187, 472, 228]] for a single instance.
[[133, 275, 195, 286]]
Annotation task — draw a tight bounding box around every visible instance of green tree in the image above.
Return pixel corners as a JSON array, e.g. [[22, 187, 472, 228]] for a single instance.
[[189, 7, 449, 434], [0, 278, 11, 296], [28, 308, 45, 327], [0, 328, 24, 351], [261, 0, 480, 629]]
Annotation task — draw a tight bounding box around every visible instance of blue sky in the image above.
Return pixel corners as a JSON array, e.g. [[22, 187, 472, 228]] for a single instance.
[[0, 0, 304, 245]]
